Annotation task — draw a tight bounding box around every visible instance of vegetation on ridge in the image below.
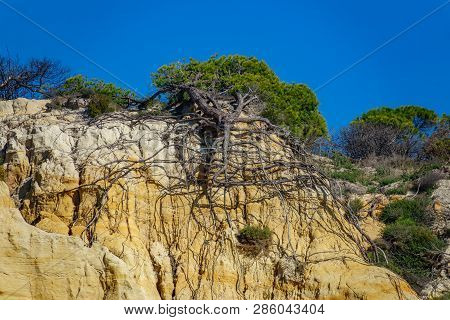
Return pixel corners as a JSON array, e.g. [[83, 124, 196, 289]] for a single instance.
[[354, 106, 438, 133], [152, 55, 327, 139], [58, 74, 136, 105], [336, 105, 447, 160], [377, 197, 445, 286]]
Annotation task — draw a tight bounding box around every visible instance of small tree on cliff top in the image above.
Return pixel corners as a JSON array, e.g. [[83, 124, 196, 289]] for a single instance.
[[151, 55, 327, 139]]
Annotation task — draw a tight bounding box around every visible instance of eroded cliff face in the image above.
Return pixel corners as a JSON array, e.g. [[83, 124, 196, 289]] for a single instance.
[[0, 99, 417, 299], [0, 182, 158, 299]]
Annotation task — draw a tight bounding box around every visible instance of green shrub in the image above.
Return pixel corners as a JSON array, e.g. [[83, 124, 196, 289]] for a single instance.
[[424, 137, 450, 162], [237, 225, 272, 244], [405, 162, 441, 181], [432, 291, 450, 300], [378, 176, 399, 186], [367, 186, 378, 194], [380, 198, 430, 225], [87, 94, 116, 118], [414, 171, 444, 193], [348, 198, 364, 214], [372, 166, 402, 186], [331, 152, 354, 170], [331, 169, 364, 184], [384, 184, 408, 196], [0, 154, 4, 181], [375, 166, 391, 176], [382, 220, 444, 281], [0, 165, 5, 182], [379, 196, 444, 285], [59, 75, 135, 105]]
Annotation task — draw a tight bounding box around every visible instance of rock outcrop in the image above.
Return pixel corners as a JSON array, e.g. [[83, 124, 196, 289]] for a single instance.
[[0, 182, 159, 299], [0, 98, 418, 299]]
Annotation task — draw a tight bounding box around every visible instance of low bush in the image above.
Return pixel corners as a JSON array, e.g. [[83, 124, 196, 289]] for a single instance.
[[59, 75, 135, 104], [404, 162, 441, 181], [0, 155, 5, 182], [377, 176, 399, 187], [362, 154, 416, 172], [331, 152, 354, 170], [375, 166, 390, 177], [384, 184, 409, 195], [0, 165, 5, 182], [367, 186, 378, 194], [432, 291, 450, 300], [379, 196, 444, 285], [373, 166, 402, 186], [413, 171, 444, 193], [424, 136, 450, 162], [382, 220, 444, 281], [330, 169, 365, 184], [237, 225, 272, 245], [348, 198, 364, 214], [87, 94, 116, 118], [57, 75, 135, 117], [423, 115, 449, 162], [380, 197, 430, 225]]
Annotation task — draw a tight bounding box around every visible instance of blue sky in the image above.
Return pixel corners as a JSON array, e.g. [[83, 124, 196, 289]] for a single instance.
[[1, 0, 449, 133]]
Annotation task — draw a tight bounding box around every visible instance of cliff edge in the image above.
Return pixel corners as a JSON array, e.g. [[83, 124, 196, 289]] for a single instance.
[[0, 98, 417, 299]]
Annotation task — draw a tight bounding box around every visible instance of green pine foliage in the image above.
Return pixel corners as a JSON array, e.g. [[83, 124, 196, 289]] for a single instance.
[[354, 105, 438, 133], [152, 55, 327, 139]]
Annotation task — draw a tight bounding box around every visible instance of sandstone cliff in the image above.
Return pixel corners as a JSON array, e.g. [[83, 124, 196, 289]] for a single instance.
[[0, 98, 417, 299]]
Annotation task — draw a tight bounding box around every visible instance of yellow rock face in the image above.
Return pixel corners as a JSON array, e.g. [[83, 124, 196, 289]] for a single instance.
[[0, 99, 418, 300], [0, 181, 15, 208], [0, 183, 160, 300]]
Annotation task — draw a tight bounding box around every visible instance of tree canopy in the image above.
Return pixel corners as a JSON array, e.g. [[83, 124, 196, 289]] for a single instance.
[[339, 105, 445, 160], [354, 106, 439, 134], [151, 55, 327, 139]]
